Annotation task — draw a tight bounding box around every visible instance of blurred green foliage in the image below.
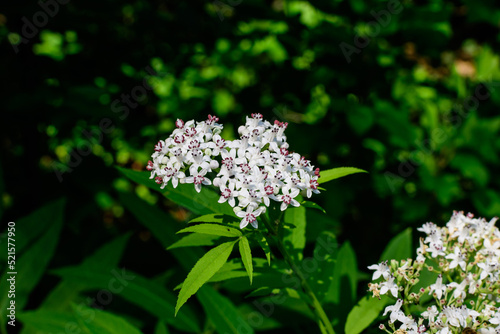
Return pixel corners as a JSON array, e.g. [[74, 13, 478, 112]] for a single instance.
[[1, 0, 500, 332]]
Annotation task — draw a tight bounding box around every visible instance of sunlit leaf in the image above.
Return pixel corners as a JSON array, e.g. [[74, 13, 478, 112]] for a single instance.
[[281, 206, 306, 262], [239, 236, 253, 284], [256, 233, 272, 265], [301, 201, 327, 214], [177, 223, 242, 237], [344, 295, 390, 334], [318, 167, 367, 184], [175, 240, 237, 314], [167, 233, 220, 250], [324, 241, 358, 331]]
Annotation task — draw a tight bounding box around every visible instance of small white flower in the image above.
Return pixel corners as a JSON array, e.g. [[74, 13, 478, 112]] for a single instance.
[[436, 327, 451, 334], [447, 280, 467, 300], [276, 186, 300, 211], [489, 311, 500, 326], [236, 205, 266, 229], [183, 169, 211, 193], [481, 238, 500, 258], [421, 305, 439, 323], [218, 181, 238, 207], [429, 274, 446, 300], [380, 275, 399, 298], [383, 299, 405, 323], [367, 261, 391, 280], [418, 222, 438, 235], [427, 242, 446, 258], [478, 259, 499, 281], [446, 246, 467, 271]]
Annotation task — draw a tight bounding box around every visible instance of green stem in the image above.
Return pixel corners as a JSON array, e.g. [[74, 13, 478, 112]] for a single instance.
[[261, 214, 336, 334]]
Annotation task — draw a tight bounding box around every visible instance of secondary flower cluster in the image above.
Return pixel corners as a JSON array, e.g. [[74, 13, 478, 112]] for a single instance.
[[368, 211, 500, 334], [147, 114, 321, 229]]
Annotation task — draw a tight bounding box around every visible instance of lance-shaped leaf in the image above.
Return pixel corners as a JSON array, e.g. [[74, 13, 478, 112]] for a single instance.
[[177, 224, 242, 237], [0, 198, 64, 333], [18, 305, 143, 334], [188, 213, 239, 225], [344, 295, 390, 334], [281, 205, 306, 262], [256, 233, 272, 265], [301, 200, 327, 214], [379, 228, 412, 262], [197, 286, 254, 334], [51, 266, 199, 332], [155, 321, 170, 334], [318, 167, 367, 184], [238, 236, 253, 284], [167, 233, 220, 250], [175, 240, 237, 314], [117, 167, 234, 216]]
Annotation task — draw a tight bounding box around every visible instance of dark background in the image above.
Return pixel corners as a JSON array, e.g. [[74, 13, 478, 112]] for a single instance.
[[1, 0, 500, 333]]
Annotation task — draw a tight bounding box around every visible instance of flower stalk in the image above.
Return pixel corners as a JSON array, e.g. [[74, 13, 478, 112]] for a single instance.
[[261, 214, 336, 334]]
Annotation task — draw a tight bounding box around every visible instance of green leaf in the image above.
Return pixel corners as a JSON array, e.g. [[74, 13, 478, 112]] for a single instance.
[[175, 240, 237, 314], [40, 233, 132, 311], [0, 199, 64, 332], [301, 200, 327, 214], [189, 213, 239, 225], [117, 167, 234, 216], [318, 167, 367, 184], [239, 236, 253, 284], [344, 295, 390, 334], [309, 231, 338, 301], [18, 305, 143, 334], [51, 266, 200, 333], [197, 286, 254, 334], [324, 241, 358, 331], [118, 191, 175, 248], [326, 241, 358, 303], [167, 233, 220, 250], [0, 199, 64, 261], [379, 228, 412, 262], [177, 223, 242, 237], [155, 321, 170, 334], [175, 269, 258, 290], [72, 304, 143, 334], [246, 286, 302, 299], [0, 160, 4, 221], [256, 233, 272, 265], [119, 191, 202, 271], [18, 309, 77, 333], [281, 205, 306, 261]]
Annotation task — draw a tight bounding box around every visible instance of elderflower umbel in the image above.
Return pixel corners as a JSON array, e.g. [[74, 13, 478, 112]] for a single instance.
[[146, 114, 321, 229], [368, 211, 500, 334]]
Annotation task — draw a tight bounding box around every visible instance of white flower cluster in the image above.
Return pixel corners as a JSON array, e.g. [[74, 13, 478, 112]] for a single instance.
[[368, 211, 500, 334], [147, 114, 321, 229]]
